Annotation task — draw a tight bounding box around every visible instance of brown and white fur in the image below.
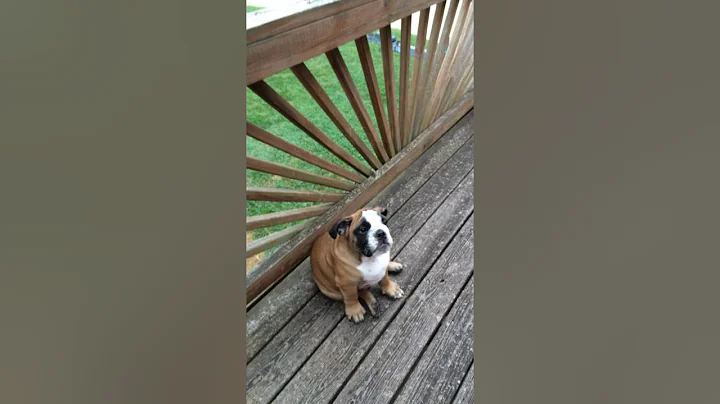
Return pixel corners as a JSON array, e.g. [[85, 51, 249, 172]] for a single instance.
[[311, 206, 404, 323]]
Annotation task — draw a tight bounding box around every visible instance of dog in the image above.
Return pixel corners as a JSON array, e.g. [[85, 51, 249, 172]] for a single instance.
[[311, 206, 405, 323]]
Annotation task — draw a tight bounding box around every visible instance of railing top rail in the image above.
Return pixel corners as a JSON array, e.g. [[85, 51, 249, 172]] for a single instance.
[[247, 0, 447, 84], [248, 0, 375, 43]]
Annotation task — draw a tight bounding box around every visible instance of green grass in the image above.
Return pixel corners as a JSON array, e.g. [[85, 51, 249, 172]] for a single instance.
[[247, 40, 419, 252], [247, 6, 263, 13], [390, 29, 419, 47]]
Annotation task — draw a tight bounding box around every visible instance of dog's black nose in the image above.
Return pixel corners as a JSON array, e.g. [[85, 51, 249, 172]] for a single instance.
[[376, 230, 386, 239]]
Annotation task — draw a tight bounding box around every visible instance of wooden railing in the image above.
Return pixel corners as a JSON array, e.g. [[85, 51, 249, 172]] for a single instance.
[[246, 0, 474, 304]]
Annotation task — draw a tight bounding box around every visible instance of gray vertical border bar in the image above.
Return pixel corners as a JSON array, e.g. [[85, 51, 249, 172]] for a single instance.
[[475, 1, 720, 404], [0, 2, 247, 404]]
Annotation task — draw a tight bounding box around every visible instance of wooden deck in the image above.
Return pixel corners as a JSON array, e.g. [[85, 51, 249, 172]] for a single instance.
[[246, 111, 475, 404]]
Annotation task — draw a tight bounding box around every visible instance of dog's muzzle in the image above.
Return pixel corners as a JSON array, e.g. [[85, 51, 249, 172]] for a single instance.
[[362, 230, 391, 257]]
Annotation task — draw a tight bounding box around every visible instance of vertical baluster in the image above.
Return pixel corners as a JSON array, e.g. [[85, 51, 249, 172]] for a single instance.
[[326, 48, 390, 164], [247, 122, 366, 183], [398, 15, 412, 149], [380, 25, 402, 156], [419, 0, 461, 132], [433, 0, 474, 119], [423, 0, 472, 129], [249, 81, 373, 177], [356, 35, 395, 158], [291, 63, 382, 170], [412, 2, 447, 137], [406, 7, 431, 145]]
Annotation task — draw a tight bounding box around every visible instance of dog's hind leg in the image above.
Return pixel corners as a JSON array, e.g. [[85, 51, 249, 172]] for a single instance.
[[358, 288, 377, 316], [316, 284, 344, 301]]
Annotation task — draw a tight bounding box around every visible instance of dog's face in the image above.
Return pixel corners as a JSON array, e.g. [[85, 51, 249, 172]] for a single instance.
[[329, 206, 392, 257]]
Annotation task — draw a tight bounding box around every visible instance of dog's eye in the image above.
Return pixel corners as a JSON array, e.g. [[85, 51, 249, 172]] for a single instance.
[[358, 226, 368, 234]]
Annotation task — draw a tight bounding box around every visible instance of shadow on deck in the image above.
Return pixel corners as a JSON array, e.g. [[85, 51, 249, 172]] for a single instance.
[[246, 112, 475, 404]]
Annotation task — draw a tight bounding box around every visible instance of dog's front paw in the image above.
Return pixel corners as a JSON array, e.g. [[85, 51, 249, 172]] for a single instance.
[[388, 261, 404, 274], [345, 303, 366, 323], [381, 281, 405, 299]]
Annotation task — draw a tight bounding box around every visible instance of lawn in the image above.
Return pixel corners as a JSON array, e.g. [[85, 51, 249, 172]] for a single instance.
[[391, 29, 418, 47], [247, 35, 421, 256]]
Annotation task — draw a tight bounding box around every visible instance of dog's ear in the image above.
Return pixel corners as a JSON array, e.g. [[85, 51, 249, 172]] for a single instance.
[[329, 217, 352, 239], [372, 206, 389, 224]]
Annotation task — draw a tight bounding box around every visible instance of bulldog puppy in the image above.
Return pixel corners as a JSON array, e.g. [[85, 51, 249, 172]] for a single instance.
[[311, 206, 405, 323]]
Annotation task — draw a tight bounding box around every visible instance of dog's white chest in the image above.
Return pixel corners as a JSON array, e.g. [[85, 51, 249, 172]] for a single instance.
[[357, 251, 390, 287]]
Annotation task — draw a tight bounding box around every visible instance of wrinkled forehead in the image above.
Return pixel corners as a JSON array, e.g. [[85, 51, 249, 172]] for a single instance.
[[347, 209, 384, 234], [359, 209, 384, 229]]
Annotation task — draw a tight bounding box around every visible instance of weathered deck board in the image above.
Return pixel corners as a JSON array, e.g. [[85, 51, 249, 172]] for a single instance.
[[452, 362, 475, 404], [273, 177, 474, 404], [332, 215, 474, 404], [368, 112, 473, 216], [246, 168, 474, 404], [245, 113, 473, 361], [245, 293, 343, 404], [245, 266, 318, 362], [378, 138, 473, 249], [393, 277, 475, 404]]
